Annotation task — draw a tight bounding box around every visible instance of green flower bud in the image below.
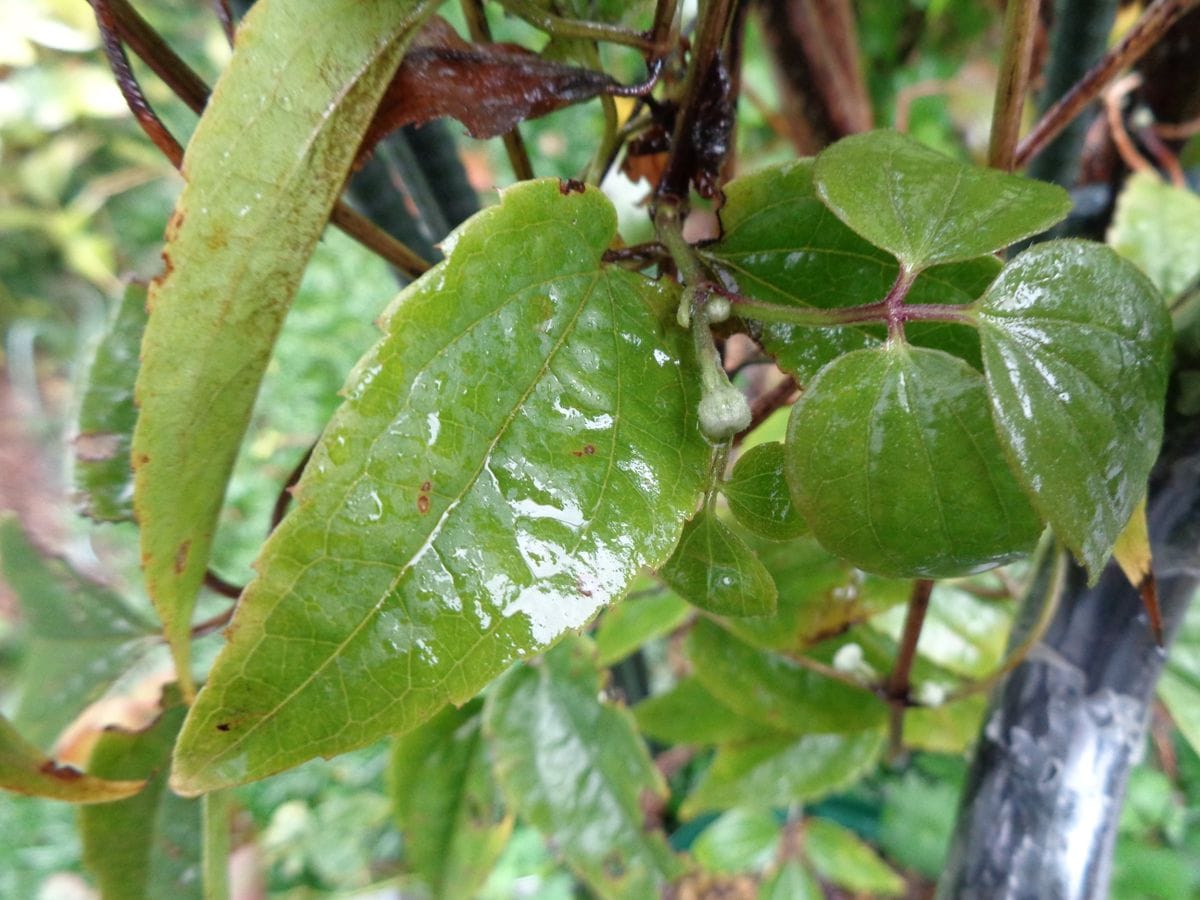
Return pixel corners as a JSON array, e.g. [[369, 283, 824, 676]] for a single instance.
[[698, 384, 751, 441]]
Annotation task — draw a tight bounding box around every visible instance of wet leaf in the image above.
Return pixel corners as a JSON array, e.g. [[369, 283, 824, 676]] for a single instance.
[[976, 240, 1172, 579], [391, 700, 511, 899], [681, 731, 884, 818], [78, 686, 200, 900], [813, 130, 1070, 271], [803, 817, 904, 896], [786, 344, 1042, 578], [0, 714, 144, 803], [659, 510, 777, 617], [73, 281, 146, 522], [704, 159, 999, 381], [692, 807, 780, 873], [171, 180, 708, 794], [133, 0, 439, 688], [724, 443, 806, 540], [633, 677, 775, 745], [687, 619, 886, 734], [483, 638, 682, 899], [363, 17, 619, 149], [1108, 171, 1200, 298], [0, 516, 157, 749], [593, 579, 690, 666]]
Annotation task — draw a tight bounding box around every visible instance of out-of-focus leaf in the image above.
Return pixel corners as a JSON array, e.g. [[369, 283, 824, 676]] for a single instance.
[[78, 685, 200, 899], [681, 731, 884, 817], [171, 180, 707, 794], [879, 767, 961, 877], [723, 443, 806, 540], [133, 0, 439, 688], [659, 510, 777, 617], [688, 619, 886, 733], [593, 580, 690, 666], [691, 807, 780, 874], [704, 159, 999, 381], [759, 860, 823, 900], [72, 281, 146, 522], [0, 516, 157, 748], [1158, 591, 1200, 756], [813, 130, 1070, 270], [391, 700, 511, 899], [1108, 171, 1200, 298], [0, 714, 143, 803], [976, 240, 1172, 580], [786, 344, 1041, 578], [902, 696, 988, 754], [633, 678, 773, 746], [483, 637, 682, 899], [803, 818, 904, 896]]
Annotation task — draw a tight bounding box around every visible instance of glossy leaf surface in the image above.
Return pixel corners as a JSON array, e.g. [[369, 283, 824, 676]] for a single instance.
[[1108, 171, 1200, 298], [484, 638, 681, 898], [391, 700, 511, 899], [593, 580, 689, 666], [633, 677, 773, 745], [804, 817, 905, 896], [78, 686, 200, 900], [813, 130, 1070, 270], [976, 240, 1172, 578], [659, 510, 777, 617], [688, 619, 886, 733], [0, 714, 143, 803], [73, 281, 146, 522], [705, 159, 998, 381], [133, 0, 438, 685], [723, 443, 806, 540], [172, 180, 707, 794], [681, 731, 884, 817], [787, 345, 1042, 578]]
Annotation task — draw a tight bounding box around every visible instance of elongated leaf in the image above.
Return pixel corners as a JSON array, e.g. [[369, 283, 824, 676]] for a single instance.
[[976, 240, 1172, 578], [681, 731, 884, 818], [704, 160, 999, 381], [594, 580, 690, 666], [483, 637, 681, 899], [660, 510, 777, 617], [73, 281, 146, 522], [803, 818, 904, 896], [813, 130, 1070, 271], [724, 443, 806, 540], [0, 516, 157, 748], [688, 619, 886, 733], [391, 700, 511, 899], [1108, 171, 1200, 298], [692, 808, 780, 873], [171, 180, 708, 794], [787, 344, 1042, 578], [633, 677, 775, 745], [0, 714, 143, 803], [133, 0, 439, 687], [78, 686, 200, 899]]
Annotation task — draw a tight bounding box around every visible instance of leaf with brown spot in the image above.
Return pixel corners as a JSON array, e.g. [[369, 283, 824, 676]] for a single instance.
[[0, 713, 144, 803]]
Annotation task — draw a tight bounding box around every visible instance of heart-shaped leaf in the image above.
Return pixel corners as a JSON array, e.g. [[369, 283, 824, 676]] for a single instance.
[[659, 509, 778, 617], [976, 240, 1172, 579], [723, 442, 807, 540], [813, 130, 1071, 271], [170, 180, 708, 794], [786, 344, 1042, 578]]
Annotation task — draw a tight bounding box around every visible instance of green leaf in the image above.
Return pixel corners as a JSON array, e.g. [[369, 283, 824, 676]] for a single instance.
[[72, 281, 146, 522], [759, 860, 823, 900], [681, 731, 884, 818], [633, 677, 775, 745], [483, 637, 681, 899], [692, 807, 780, 874], [803, 817, 905, 896], [687, 619, 886, 733], [659, 510, 777, 617], [902, 696, 988, 754], [813, 130, 1070, 271], [976, 240, 1172, 579], [704, 159, 999, 381], [786, 344, 1042, 578], [132, 0, 439, 687], [724, 443, 806, 540], [879, 769, 960, 877], [0, 516, 158, 748], [78, 685, 200, 899], [1157, 592, 1200, 757], [718, 537, 910, 654], [0, 714, 144, 803], [593, 579, 690, 666], [171, 180, 708, 794], [1108, 171, 1200, 298], [391, 700, 512, 899]]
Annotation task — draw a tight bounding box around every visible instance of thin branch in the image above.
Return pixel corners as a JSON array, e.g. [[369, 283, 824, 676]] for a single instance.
[[1138, 124, 1188, 187], [790, 652, 879, 694], [496, 0, 657, 51], [204, 569, 243, 599], [885, 579, 934, 759], [190, 602, 237, 638], [270, 446, 314, 532], [213, 0, 235, 45], [1105, 74, 1156, 175], [1015, 0, 1200, 169], [989, 0, 1042, 170]]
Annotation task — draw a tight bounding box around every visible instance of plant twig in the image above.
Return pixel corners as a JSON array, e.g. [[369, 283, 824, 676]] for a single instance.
[[989, 0, 1042, 170], [1105, 73, 1156, 175], [885, 579, 934, 759], [790, 652, 879, 694], [1015, 0, 1200, 169], [190, 603, 237, 638], [497, 0, 657, 51], [213, 0, 235, 45], [203, 570, 243, 600], [270, 446, 314, 532]]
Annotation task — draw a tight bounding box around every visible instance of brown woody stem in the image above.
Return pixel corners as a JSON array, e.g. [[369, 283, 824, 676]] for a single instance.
[[989, 0, 1042, 170], [886, 579, 935, 759]]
